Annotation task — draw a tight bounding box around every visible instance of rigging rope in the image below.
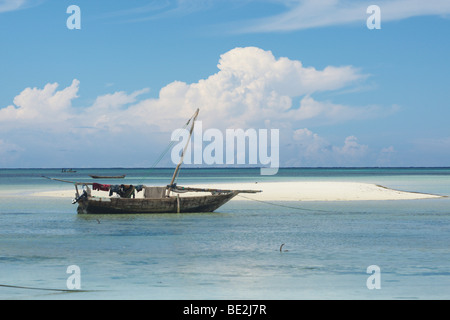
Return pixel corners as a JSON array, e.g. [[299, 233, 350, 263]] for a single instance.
[[136, 115, 193, 186], [236, 194, 343, 213]]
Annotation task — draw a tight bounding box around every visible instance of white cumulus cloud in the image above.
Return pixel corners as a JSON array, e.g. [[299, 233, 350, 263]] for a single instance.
[[0, 79, 79, 129], [0, 47, 371, 132], [0, 47, 384, 167], [132, 46, 368, 130]]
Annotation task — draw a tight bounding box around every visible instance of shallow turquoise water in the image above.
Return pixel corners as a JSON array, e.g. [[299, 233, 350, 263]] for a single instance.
[[0, 168, 449, 299]]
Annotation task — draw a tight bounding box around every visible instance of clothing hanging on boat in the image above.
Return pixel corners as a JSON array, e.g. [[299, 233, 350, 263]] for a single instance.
[[93, 183, 111, 192], [109, 184, 136, 198], [109, 185, 120, 196], [120, 185, 135, 198], [102, 184, 145, 198]]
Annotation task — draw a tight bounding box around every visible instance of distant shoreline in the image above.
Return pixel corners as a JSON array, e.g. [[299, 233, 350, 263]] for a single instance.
[[2, 166, 450, 170]]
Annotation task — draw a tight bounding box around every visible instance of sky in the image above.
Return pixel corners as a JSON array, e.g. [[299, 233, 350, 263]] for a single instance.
[[0, 0, 449, 168]]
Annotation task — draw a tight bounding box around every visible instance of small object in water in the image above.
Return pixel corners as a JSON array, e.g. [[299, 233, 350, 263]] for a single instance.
[[280, 243, 288, 252]]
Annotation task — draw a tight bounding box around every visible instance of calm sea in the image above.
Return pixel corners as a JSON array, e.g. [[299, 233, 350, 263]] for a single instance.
[[0, 167, 449, 300]]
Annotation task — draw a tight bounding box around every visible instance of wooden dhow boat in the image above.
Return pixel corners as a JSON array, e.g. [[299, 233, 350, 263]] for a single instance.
[[46, 109, 261, 214], [73, 185, 256, 214]]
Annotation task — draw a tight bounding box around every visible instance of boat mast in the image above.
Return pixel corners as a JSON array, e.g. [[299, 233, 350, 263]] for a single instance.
[[166, 108, 199, 197]]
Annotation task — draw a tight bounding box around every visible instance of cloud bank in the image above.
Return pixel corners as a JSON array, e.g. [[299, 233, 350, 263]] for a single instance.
[[0, 47, 391, 167]]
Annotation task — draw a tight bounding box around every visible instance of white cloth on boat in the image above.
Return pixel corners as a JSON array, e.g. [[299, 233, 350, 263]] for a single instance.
[[144, 187, 166, 199]]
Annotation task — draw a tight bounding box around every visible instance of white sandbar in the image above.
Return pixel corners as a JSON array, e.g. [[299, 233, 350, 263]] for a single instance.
[[30, 181, 443, 201]]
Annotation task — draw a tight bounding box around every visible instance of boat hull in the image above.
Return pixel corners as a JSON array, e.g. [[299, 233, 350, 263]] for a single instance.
[[77, 192, 238, 214]]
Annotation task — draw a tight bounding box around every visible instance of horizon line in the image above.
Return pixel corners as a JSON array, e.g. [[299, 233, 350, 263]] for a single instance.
[[1, 166, 450, 170]]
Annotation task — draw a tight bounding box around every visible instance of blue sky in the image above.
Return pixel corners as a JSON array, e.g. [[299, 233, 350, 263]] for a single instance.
[[0, 0, 449, 168]]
